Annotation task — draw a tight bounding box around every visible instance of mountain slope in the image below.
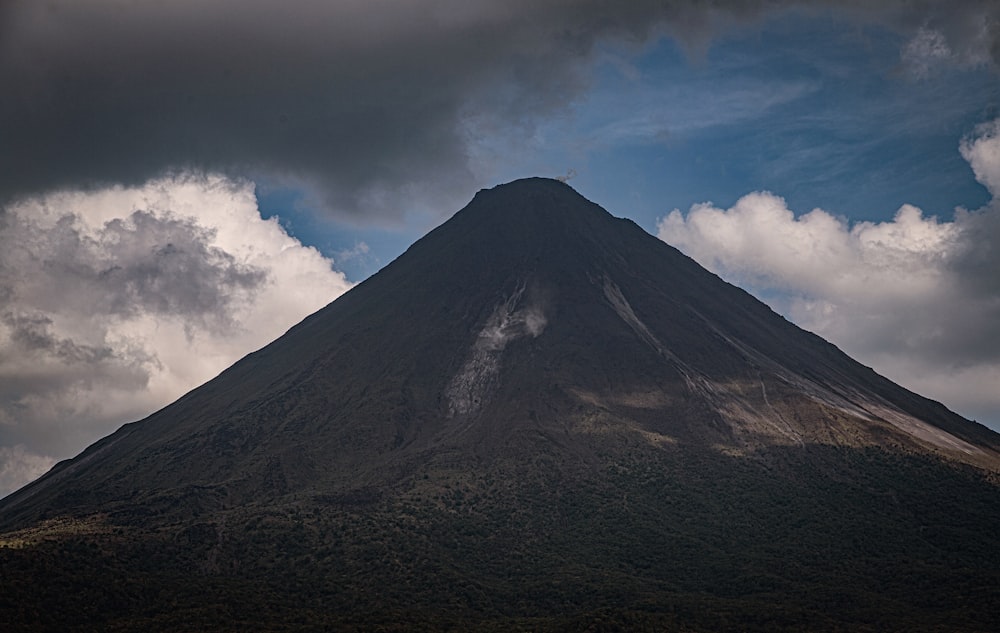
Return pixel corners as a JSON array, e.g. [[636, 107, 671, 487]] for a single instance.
[[2, 178, 999, 632]]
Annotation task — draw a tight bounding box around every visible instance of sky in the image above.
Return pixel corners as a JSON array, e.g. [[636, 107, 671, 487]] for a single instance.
[[1, 0, 999, 497]]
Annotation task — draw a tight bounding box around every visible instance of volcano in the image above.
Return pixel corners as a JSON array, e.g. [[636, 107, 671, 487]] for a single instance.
[[3, 178, 999, 632]]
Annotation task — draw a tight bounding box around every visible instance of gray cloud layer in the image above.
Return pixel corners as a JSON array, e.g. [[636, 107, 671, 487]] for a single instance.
[[5, 209, 265, 328], [2, 0, 997, 221]]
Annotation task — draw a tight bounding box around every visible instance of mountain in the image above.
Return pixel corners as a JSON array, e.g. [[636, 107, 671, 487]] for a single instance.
[[2, 177, 1000, 632]]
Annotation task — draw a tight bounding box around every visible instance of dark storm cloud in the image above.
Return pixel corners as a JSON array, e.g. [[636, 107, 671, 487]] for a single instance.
[[2, 0, 996, 221]]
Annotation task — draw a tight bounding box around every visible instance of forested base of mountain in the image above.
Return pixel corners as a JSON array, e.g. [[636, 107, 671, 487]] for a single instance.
[[3, 444, 999, 633]]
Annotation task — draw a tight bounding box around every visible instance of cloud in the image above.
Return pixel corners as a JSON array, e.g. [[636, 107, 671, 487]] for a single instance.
[[961, 119, 1000, 197], [2, 0, 997, 222], [558, 75, 821, 152], [334, 242, 371, 265], [901, 27, 956, 78], [890, 1, 1000, 75], [0, 446, 55, 500], [657, 119, 1000, 429], [3, 206, 266, 333], [0, 174, 352, 496]]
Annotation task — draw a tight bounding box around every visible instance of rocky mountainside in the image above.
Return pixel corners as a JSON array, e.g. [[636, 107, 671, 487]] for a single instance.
[[2, 178, 999, 632]]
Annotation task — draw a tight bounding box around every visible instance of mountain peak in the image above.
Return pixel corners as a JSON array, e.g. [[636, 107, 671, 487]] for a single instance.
[[474, 176, 580, 200], [454, 177, 617, 236], [4, 176, 997, 526], [3, 179, 1000, 631]]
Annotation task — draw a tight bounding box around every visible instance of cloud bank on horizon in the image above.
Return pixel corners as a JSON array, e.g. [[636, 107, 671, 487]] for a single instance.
[[1, 0, 1000, 496]]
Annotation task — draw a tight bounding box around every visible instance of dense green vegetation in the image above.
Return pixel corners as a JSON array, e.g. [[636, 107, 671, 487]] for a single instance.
[[3, 444, 999, 632]]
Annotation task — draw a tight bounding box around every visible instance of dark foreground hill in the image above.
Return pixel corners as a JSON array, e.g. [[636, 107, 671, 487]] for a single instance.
[[2, 178, 999, 632]]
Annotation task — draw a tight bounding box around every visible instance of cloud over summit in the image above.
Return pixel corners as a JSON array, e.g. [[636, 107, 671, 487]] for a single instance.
[[2, 0, 998, 221]]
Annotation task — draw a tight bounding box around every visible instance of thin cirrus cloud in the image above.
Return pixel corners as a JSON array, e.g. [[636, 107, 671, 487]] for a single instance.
[[1, 0, 998, 222], [657, 120, 1000, 428], [559, 75, 822, 151], [0, 175, 353, 496]]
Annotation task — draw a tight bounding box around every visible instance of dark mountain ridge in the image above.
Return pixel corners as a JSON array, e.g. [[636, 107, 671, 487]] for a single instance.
[[2, 178, 999, 632]]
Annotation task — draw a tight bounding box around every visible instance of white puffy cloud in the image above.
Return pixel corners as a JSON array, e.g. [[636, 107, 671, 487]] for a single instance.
[[0, 174, 352, 496], [657, 120, 1000, 429]]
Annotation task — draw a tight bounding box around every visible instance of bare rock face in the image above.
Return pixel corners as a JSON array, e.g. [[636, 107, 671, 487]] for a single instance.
[[2, 178, 999, 632]]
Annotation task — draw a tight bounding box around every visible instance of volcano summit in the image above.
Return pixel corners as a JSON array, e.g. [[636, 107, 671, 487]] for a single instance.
[[2, 178, 999, 631]]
